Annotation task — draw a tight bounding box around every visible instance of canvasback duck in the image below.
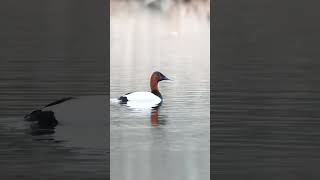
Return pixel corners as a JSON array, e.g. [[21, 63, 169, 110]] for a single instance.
[[118, 71, 170, 105]]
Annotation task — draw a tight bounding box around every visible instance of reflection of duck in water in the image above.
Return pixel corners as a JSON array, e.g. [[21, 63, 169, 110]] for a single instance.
[[151, 108, 159, 126], [151, 104, 172, 127], [118, 71, 170, 109], [150, 106, 168, 126]]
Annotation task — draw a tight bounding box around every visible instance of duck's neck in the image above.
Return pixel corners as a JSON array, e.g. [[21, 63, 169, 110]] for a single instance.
[[150, 77, 162, 99], [151, 89, 162, 99]]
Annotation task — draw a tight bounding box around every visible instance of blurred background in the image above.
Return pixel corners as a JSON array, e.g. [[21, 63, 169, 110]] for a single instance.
[[111, 0, 210, 20]]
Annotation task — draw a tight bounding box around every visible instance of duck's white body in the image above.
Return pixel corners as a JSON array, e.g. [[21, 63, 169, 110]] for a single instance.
[[124, 92, 162, 104], [116, 92, 162, 109]]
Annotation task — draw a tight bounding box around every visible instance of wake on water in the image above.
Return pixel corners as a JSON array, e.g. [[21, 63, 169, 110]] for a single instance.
[[110, 98, 120, 103]]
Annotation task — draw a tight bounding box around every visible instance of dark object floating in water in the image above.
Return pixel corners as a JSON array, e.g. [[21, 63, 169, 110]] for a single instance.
[[25, 110, 58, 135], [24, 97, 75, 135], [25, 110, 58, 128]]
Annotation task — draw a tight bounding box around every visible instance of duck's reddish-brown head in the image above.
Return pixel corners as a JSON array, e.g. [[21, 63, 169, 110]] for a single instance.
[[150, 71, 170, 91]]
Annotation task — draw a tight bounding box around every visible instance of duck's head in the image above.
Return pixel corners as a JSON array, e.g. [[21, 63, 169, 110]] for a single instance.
[[151, 71, 170, 82], [150, 71, 170, 91], [153, 71, 170, 81]]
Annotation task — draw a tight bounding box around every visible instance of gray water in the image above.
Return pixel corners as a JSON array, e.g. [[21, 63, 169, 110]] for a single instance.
[[0, 1, 108, 179], [213, 1, 320, 179], [110, 6, 210, 180]]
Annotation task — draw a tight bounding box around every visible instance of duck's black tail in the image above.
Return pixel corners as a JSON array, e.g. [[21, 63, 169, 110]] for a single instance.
[[118, 96, 128, 104]]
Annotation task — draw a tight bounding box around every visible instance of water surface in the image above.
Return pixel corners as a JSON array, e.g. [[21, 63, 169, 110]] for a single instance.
[[213, 0, 320, 179], [0, 1, 107, 179]]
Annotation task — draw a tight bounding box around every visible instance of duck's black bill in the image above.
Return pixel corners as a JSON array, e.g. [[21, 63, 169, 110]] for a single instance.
[[159, 73, 170, 81], [160, 76, 170, 81]]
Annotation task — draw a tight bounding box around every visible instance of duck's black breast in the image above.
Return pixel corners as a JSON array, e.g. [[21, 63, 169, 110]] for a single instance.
[[151, 90, 162, 99]]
